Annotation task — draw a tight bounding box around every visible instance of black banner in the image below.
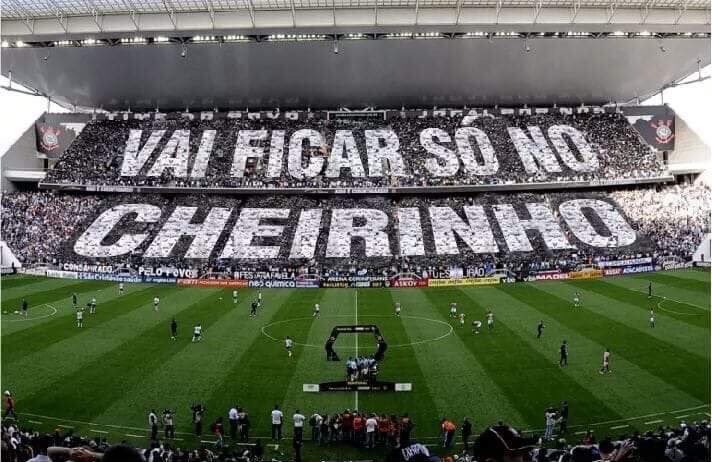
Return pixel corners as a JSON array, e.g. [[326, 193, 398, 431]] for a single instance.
[[620, 105, 676, 150], [35, 122, 78, 159]]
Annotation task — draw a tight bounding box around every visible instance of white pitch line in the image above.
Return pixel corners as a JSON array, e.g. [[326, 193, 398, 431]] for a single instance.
[[90, 430, 109, 434], [675, 415, 690, 419], [644, 419, 664, 425], [574, 431, 587, 435], [628, 288, 708, 311], [610, 425, 629, 430], [28, 420, 43, 425], [125, 434, 146, 438], [354, 289, 359, 412], [58, 424, 74, 429]]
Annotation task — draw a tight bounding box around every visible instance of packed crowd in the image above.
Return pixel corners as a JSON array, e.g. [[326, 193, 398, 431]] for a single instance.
[[43, 112, 663, 189], [3, 409, 710, 462], [611, 183, 711, 258], [2, 183, 708, 274]]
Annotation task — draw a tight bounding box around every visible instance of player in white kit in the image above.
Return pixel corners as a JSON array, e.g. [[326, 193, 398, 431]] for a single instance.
[[192, 324, 202, 342], [154, 296, 160, 312], [599, 349, 611, 374], [76, 309, 84, 328], [285, 336, 294, 358], [313, 303, 320, 318], [257, 292, 263, 307], [649, 309, 656, 328], [89, 297, 97, 314], [395, 302, 401, 317], [119, 282, 124, 294], [459, 312, 465, 327], [449, 303, 457, 318], [233, 290, 238, 304], [573, 292, 581, 308], [487, 311, 494, 331]]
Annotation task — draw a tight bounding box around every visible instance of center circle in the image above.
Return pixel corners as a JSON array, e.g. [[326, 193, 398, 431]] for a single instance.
[[1, 304, 58, 322], [261, 314, 453, 348]]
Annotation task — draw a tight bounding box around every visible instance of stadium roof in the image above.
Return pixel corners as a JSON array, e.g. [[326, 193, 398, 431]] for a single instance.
[[2, 0, 708, 19], [1, 0, 709, 111]]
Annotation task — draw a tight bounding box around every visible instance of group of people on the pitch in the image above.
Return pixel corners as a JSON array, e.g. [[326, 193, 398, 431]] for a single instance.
[[71, 293, 98, 328], [346, 356, 379, 382], [445, 302, 495, 334]]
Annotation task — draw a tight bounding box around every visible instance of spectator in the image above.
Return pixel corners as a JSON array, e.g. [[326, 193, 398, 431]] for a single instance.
[[271, 405, 283, 441], [292, 409, 305, 442]]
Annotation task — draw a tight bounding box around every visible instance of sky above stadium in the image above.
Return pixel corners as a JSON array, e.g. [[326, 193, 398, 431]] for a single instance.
[[0, 66, 710, 158]]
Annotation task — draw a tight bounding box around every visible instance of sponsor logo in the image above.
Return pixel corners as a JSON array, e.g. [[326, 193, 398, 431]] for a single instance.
[[62, 263, 115, 274], [568, 270, 603, 280], [427, 277, 500, 288], [138, 266, 199, 279], [533, 271, 570, 281], [622, 265, 654, 274], [78, 272, 142, 283], [603, 268, 624, 276], [662, 262, 694, 270], [248, 279, 297, 289], [650, 119, 674, 144], [390, 278, 429, 288], [598, 257, 653, 268], [177, 279, 248, 288], [46, 269, 79, 279], [143, 276, 178, 284]]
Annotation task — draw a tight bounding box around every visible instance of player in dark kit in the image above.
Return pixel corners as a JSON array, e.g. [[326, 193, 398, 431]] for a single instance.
[[171, 318, 178, 340], [537, 321, 545, 339], [648, 282, 652, 298], [559, 340, 568, 367], [72, 293, 78, 308], [21, 299, 28, 317], [250, 301, 258, 317]]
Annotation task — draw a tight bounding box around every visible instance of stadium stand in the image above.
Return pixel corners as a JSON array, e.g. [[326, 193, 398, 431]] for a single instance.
[[3, 414, 710, 462], [42, 112, 664, 189], [1, 183, 710, 275]]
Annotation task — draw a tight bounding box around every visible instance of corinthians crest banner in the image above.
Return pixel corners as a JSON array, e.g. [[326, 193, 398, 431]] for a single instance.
[[35, 117, 85, 159], [620, 105, 676, 151]]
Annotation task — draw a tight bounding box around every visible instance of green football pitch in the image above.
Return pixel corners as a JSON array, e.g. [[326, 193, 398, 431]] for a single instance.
[[1, 269, 709, 459]]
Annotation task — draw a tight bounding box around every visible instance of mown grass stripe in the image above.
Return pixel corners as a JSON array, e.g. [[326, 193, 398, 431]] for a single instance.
[[475, 286, 702, 423], [2, 285, 167, 358], [278, 289, 359, 421], [89, 288, 297, 434], [505, 283, 710, 402], [446, 287, 623, 429], [2, 280, 114, 312], [645, 273, 710, 293], [1, 275, 56, 290], [568, 279, 709, 329], [355, 289, 440, 434], [17, 288, 225, 421], [203, 289, 324, 437], [4, 286, 217, 399], [539, 280, 708, 359], [392, 287, 527, 429]]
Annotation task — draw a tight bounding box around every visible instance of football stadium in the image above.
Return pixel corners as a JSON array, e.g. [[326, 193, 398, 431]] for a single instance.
[[0, 2, 710, 461]]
